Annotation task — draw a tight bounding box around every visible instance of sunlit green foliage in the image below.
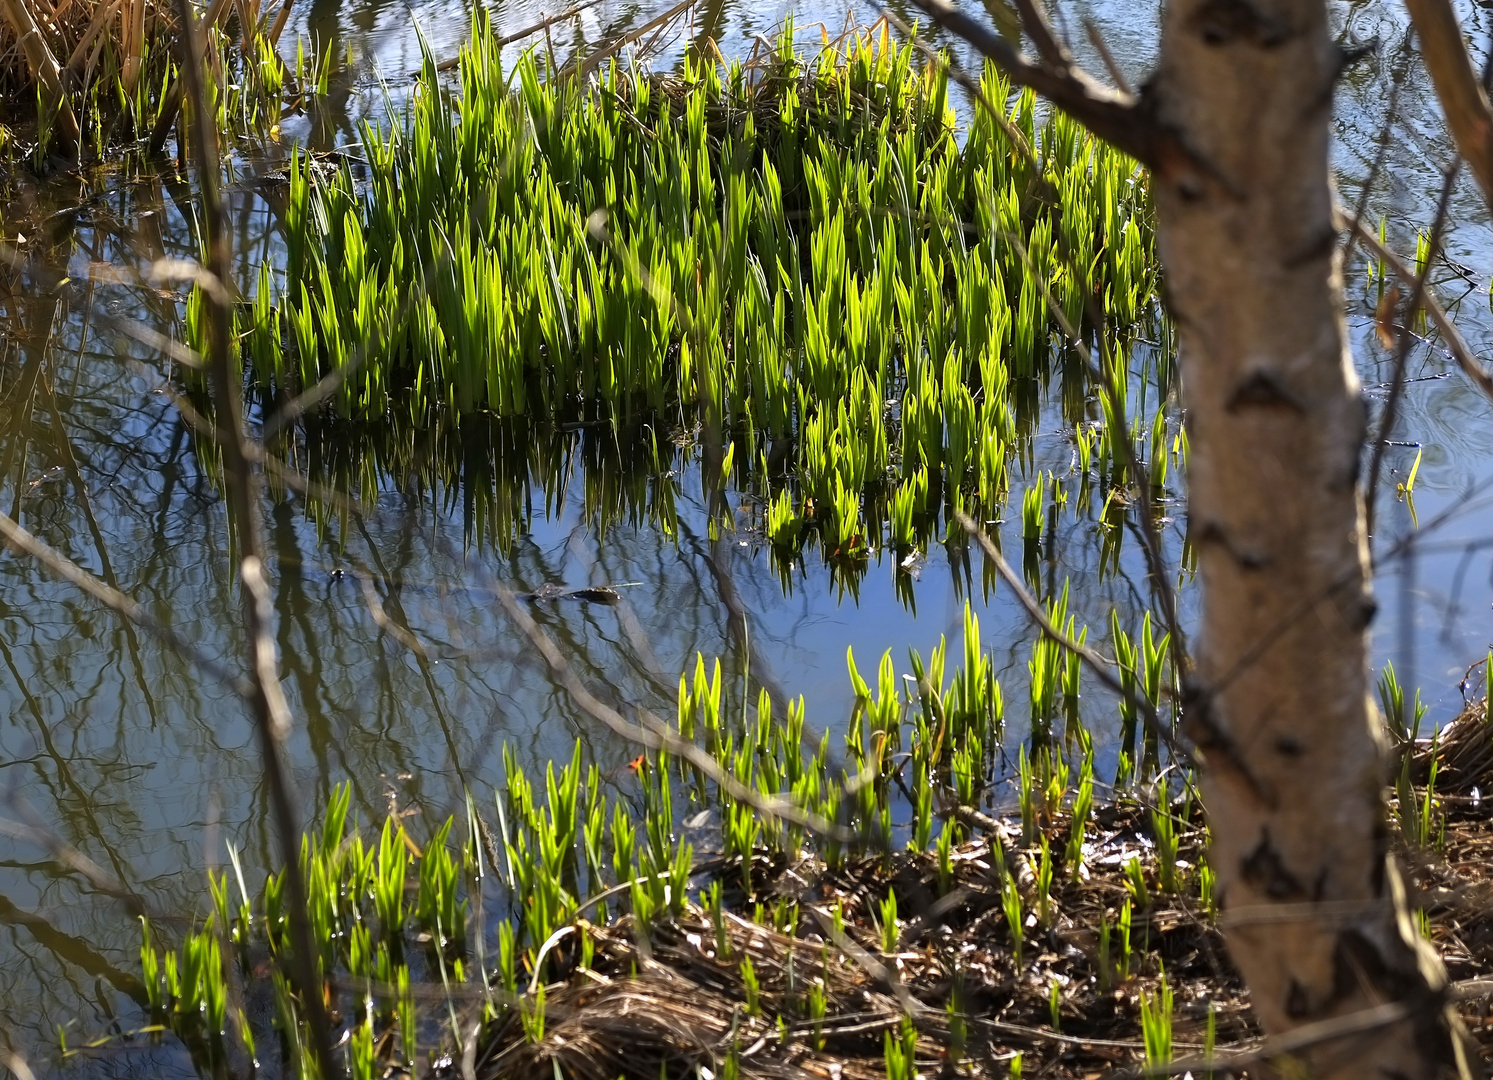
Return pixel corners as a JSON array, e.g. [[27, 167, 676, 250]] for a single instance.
[[205, 17, 1161, 559], [138, 584, 1213, 1078]]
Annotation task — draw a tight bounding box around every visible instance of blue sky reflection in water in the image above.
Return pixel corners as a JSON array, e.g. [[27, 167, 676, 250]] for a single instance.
[[1, 0, 1493, 1073]]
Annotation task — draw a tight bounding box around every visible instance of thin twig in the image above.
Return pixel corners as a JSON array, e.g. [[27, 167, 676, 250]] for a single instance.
[[491, 586, 875, 846]]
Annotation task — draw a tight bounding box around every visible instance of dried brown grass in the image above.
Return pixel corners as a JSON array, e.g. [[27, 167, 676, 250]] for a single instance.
[[0, 0, 289, 149], [0, 0, 174, 120]]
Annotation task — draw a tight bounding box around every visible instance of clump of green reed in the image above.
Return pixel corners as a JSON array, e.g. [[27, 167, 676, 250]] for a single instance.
[[1110, 609, 1176, 784], [143, 586, 1200, 1078], [1140, 973, 1174, 1069], [140, 783, 473, 1078], [218, 16, 1162, 560]]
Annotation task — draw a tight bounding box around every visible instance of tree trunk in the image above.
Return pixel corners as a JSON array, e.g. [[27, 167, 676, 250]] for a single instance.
[[1149, 2, 1469, 1075]]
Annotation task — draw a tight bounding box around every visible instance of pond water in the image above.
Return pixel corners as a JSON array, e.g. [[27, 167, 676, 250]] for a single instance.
[[2, 0, 1493, 1074]]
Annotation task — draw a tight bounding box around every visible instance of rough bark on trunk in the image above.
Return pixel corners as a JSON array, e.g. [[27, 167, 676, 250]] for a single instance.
[[1149, 2, 1469, 1075]]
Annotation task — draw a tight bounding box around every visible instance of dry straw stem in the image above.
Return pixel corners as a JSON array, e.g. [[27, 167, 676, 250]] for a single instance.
[[0, 0, 79, 145], [416, 0, 603, 75], [562, 0, 694, 80]]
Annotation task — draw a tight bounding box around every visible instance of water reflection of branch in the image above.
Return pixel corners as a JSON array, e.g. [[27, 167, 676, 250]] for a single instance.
[[170, 0, 338, 1066], [1363, 160, 1460, 545], [1340, 208, 1493, 407], [0, 785, 147, 919], [678, 519, 788, 715], [0, 507, 250, 696]]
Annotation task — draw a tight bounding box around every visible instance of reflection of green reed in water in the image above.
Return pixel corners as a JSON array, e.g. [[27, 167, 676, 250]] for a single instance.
[[265, 408, 686, 550], [189, 18, 1164, 561], [140, 600, 1195, 1079]]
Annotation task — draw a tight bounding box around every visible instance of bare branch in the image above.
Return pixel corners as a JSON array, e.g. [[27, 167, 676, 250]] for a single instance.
[[952, 511, 1191, 766], [909, 0, 1157, 164], [1403, 0, 1493, 218]]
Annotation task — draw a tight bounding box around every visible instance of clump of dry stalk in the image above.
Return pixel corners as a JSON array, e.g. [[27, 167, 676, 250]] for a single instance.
[[0, 0, 294, 155]]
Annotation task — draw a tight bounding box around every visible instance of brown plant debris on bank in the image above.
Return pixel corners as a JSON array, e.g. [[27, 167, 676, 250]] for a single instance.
[[474, 796, 1236, 1080], [466, 716, 1493, 1080]]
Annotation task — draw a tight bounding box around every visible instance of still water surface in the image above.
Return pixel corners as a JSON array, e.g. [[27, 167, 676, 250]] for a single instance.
[[1, 0, 1493, 1074]]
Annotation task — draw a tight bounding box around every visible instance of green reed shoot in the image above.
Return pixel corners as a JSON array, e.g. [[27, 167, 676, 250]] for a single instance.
[[884, 1015, 918, 1080], [1098, 912, 1113, 991], [946, 970, 968, 1062], [912, 768, 934, 852], [1198, 858, 1218, 920], [1000, 857, 1025, 968], [707, 880, 730, 958], [1017, 746, 1037, 844], [1125, 855, 1150, 908], [1118, 899, 1134, 980], [741, 954, 761, 1016], [1036, 837, 1054, 926], [1048, 979, 1062, 1031], [1066, 736, 1095, 880], [521, 982, 547, 1044], [1111, 611, 1140, 776], [1140, 973, 1173, 1068], [878, 892, 900, 954], [808, 977, 828, 1050], [1379, 661, 1426, 744], [1022, 472, 1046, 541], [937, 820, 956, 895], [1151, 784, 1181, 893]]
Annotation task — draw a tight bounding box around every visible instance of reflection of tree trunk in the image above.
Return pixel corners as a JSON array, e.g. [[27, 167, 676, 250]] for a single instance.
[[1152, 2, 1469, 1074]]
